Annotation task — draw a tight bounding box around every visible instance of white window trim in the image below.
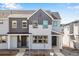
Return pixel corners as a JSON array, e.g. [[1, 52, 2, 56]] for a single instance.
[[0, 35, 7, 43], [33, 20, 38, 28], [0, 20, 3, 24], [33, 35, 48, 43], [12, 20, 17, 28], [52, 20, 60, 27], [22, 20, 27, 28], [43, 20, 48, 29]]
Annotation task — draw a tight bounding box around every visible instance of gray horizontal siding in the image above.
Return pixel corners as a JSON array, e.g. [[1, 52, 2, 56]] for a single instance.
[[29, 9, 52, 25], [9, 18, 29, 33]]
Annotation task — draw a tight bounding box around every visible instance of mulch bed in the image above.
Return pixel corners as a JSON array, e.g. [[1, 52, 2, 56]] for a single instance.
[[24, 49, 53, 56], [0, 49, 19, 56]]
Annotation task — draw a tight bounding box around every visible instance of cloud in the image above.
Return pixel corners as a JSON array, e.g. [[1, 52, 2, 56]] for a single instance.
[[67, 5, 79, 10], [0, 3, 23, 10]]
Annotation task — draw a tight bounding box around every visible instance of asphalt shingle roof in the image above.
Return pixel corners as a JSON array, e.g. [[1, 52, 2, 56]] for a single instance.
[[0, 9, 61, 19]]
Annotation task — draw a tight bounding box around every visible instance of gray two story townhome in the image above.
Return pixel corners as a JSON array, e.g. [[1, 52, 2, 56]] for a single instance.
[[0, 9, 62, 49]]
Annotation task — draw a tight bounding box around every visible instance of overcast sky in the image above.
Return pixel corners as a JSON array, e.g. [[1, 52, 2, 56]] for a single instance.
[[0, 3, 79, 24]]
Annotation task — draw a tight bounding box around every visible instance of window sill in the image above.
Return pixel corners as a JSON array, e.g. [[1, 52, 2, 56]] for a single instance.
[[22, 27, 27, 29], [33, 43, 48, 44]]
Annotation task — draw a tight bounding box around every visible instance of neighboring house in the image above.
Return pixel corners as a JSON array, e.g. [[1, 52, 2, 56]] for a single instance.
[[61, 20, 79, 49], [0, 9, 62, 49]]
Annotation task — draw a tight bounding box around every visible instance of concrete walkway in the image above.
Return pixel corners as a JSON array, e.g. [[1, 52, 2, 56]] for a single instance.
[[50, 52, 54, 56], [16, 48, 26, 56], [16, 47, 64, 56], [52, 47, 64, 56], [16, 52, 25, 56]]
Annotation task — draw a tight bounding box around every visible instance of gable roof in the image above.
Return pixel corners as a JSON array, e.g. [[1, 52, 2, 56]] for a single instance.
[[28, 9, 53, 19], [46, 11, 61, 19], [28, 9, 61, 20], [8, 14, 31, 18], [51, 12, 61, 19]]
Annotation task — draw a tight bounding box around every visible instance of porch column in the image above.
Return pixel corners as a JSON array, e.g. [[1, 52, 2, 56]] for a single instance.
[[19, 35, 21, 41], [57, 36, 59, 48], [8, 35, 10, 49], [19, 35, 21, 47], [29, 34, 31, 49], [58, 35, 62, 49], [29, 34, 32, 55]]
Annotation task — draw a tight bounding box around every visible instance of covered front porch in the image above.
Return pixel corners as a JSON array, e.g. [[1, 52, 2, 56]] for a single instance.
[[51, 31, 62, 49], [7, 34, 31, 49]]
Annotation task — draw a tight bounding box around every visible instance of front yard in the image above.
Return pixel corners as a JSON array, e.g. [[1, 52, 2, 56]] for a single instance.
[[0, 49, 19, 56]]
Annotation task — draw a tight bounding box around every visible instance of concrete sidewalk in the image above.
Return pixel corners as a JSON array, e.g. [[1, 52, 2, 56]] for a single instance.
[[16, 48, 26, 56]]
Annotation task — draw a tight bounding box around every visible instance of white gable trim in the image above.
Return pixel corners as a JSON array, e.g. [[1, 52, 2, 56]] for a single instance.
[[27, 9, 39, 19], [52, 30, 62, 35], [28, 9, 53, 20], [42, 9, 54, 19]]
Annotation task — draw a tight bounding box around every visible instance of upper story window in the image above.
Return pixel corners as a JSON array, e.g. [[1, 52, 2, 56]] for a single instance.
[[33, 20, 38, 28], [53, 21, 60, 27], [22, 20, 27, 28], [12, 20, 17, 28], [43, 20, 48, 29], [0, 20, 3, 24], [0, 36, 7, 43]]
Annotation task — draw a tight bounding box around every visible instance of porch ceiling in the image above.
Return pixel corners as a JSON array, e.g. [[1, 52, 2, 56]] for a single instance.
[[51, 31, 62, 35]]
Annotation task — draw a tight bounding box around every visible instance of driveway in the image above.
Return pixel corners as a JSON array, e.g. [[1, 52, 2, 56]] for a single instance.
[[60, 48, 79, 56]]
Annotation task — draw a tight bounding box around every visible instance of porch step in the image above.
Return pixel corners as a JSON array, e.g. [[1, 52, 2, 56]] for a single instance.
[[19, 48, 26, 52], [16, 52, 25, 56]]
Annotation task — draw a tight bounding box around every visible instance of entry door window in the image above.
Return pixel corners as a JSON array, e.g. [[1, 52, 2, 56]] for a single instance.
[[17, 36, 21, 47], [21, 36, 27, 47], [52, 36, 57, 46]]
